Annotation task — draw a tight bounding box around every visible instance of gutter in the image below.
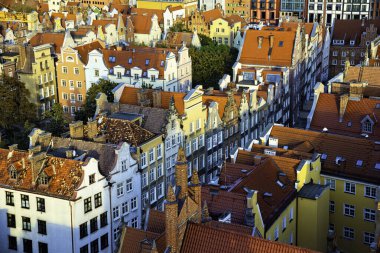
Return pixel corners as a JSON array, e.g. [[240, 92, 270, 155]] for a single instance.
[[70, 201, 75, 253]]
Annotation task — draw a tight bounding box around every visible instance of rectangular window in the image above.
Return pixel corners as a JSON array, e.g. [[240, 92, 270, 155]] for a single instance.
[[364, 208, 375, 222], [37, 219, 47, 235], [343, 227, 354, 240], [157, 163, 163, 178], [289, 207, 294, 221], [122, 201, 129, 215], [7, 213, 16, 228], [37, 197, 45, 212], [131, 217, 138, 228], [80, 245, 88, 253], [6, 191, 14, 206], [142, 172, 148, 187], [22, 216, 31, 231], [344, 204, 355, 217], [274, 226, 279, 240], [38, 242, 48, 253], [364, 186, 376, 198], [157, 144, 162, 159], [344, 182, 356, 194], [131, 197, 137, 210], [8, 236, 17, 250], [364, 232, 375, 244], [282, 216, 287, 231], [157, 182, 164, 198], [150, 187, 157, 203], [94, 192, 102, 208], [149, 167, 156, 182], [325, 178, 336, 190], [100, 212, 108, 228], [21, 194, 30, 209], [23, 238, 33, 253], [80, 222, 88, 239], [113, 206, 120, 220], [141, 153, 147, 168], [330, 201, 335, 212], [89, 174, 95, 184], [116, 182, 124, 197], [90, 239, 99, 253], [126, 178, 133, 192], [84, 197, 92, 213], [101, 233, 109, 250], [90, 217, 98, 233]]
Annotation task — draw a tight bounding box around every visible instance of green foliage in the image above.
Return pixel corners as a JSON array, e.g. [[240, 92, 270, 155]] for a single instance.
[[75, 79, 118, 123], [43, 103, 68, 136], [198, 34, 215, 47], [169, 22, 189, 33], [12, 4, 36, 13], [189, 44, 239, 89], [0, 76, 36, 129]]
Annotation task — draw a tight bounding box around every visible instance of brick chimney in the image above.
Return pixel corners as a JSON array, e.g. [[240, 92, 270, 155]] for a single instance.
[[165, 185, 178, 253], [339, 94, 349, 122], [38, 132, 52, 150], [152, 89, 162, 108], [69, 121, 84, 139], [188, 169, 202, 223], [87, 120, 98, 139], [175, 147, 188, 199]]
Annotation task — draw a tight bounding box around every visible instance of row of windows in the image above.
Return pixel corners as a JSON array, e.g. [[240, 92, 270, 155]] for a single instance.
[[112, 197, 138, 220], [63, 105, 82, 114], [207, 132, 223, 150], [84, 192, 102, 214], [62, 66, 80, 75], [80, 212, 108, 239], [332, 226, 375, 244], [116, 178, 133, 197], [329, 202, 376, 221], [140, 144, 163, 168], [142, 182, 165, 207], [79, 233, 109, 253], [7, 214, 47, 234], [5, 192, 45, 211], [185, 134, 205, 156], [62, 92, 84, 101], [61, 79, 83, 88], [270, 207, 294, 241], [165, 133, 182, 150], [8, 236, 48, 253], [324, 178, 377, 198], [142, 164, 164, 187]]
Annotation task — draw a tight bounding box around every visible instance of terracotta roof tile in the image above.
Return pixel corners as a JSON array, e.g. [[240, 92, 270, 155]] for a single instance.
[[310, 93, 380, 140], [75, 40, 104, 65], [181, 222, 318, 253], [239, 29, 296, 67], [146, 209, 166, 234], [204, 220, 253, 235], [332, 19, 380, 45], [29, 32, 65, 54], [0, 149, 84, 200], [270, 126, 380, 185], [119, 226, 160, 253], [344, 66, 380, 87], [202, 8, 223, 23]]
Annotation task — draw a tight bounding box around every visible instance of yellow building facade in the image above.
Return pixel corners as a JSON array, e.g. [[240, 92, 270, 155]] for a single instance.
[[322, 175, 378, 253], [18, 44, 57, 117], [136, 0, 197, 16], [209, 17, 242, 47]]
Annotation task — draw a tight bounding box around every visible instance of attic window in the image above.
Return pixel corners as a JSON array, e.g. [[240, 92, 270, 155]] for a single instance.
[[376, 103, 380, 109], [362, 119, 373, 133], [321, 153, 327, 160], [128, 58, 132, 64], [145, 59, 150, 65], [335, 156, 345, 165], [375, 163, 380, 170], [160, 60, 165, 67], [350, 40, 355, 46], [9, 167, 17, 179], [276, 180, 284, 188], [278, 41, 284, 47], [356, 160, 363, 167], [109, 56, 116, 63], [66, 56, 74, 62], [264, 192, 272, 197], [264, 149, 276, 156], [38, 174, 49, 185], [347, 121, 352, 127], [143, 72, 147, 77]]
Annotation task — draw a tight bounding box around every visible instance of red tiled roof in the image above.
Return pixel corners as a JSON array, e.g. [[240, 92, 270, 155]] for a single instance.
[[119, 226, 160, 253], [75, 40, 104, 65], [269, 126, 380, 185], [239, 29, 296, 67], [181, 222, 318, 253], [146, 209, 166, 234], [29, 32, 65, 54], [310, 93, 380, 140]]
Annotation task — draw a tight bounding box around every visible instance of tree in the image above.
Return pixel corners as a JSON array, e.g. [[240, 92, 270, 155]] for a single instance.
[[44, 104, 68, 136], [0, 76, 36, 129], [75, 79, 118, 122], [189, 44, 239, 89]]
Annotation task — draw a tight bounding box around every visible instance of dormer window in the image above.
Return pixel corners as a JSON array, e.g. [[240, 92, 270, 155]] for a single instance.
[[38, 174, 49, 185], [361, 116, 374, 133], [356, 160, 363, 167], [9, 167, 17, 179], [350, 40, 355, 46], [117, 72, 122, 79], [109, 56, 116, 63], [145, 59, 150, 65], [128, 58, 132, 64]]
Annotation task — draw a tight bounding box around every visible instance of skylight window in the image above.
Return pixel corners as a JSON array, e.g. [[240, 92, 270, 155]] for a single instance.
[[375, 163, 380, 170], [376, 103, 380, 109], [160, 60, 165, 67], [264, 192, 273, 197], [128, 58, 132, 64], [276, 180, 284, 188], [109, 56, 116, 63], [347, 121, 352, 127], [145, 59, 150, 65], [278, 41, 284, 47], [356, 160, 363, 167], [321, 153, 327, 160]]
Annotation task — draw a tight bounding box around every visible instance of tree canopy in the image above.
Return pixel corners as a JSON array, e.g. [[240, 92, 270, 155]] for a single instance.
[[43, 103, 68, 136], [75, 79, 118, 122], [189, 40, 238, 89], [0, 76, 36, 129]]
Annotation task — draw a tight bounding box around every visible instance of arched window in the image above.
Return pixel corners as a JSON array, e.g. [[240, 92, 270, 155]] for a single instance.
[[38, 174, 49, 185], [9, 167, 17, 179], [66, 56, 74, 62]]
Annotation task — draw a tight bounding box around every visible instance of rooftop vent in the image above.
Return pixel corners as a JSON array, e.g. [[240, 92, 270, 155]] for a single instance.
[[335, 156, 346, 165], [276, 180, 284, 188], [241, 169, 248, 173], [322, 127, 328, 132], [263, 192, 272, 197]]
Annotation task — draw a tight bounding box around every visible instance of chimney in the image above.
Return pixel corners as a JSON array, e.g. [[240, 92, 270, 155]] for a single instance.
[[349, 82, 364, 100], [165, 185, 178, 253], [205, 87, 214, 95], [69, 121, 84, 139], [66, 149, 74, 159], [152, 89, 162, 108], [257, 36, 263, 48], [269, 35, 274, 48], [38, 132, 52, 150], [339, 94, 349, 122], [175, 147, 188, 199], [87, 120, 98, 139]]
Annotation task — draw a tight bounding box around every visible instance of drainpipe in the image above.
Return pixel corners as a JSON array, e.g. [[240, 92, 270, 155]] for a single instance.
[[108, 181, 114, 253], [70, 201, 74, 253], [295, 195, 299, 246]]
